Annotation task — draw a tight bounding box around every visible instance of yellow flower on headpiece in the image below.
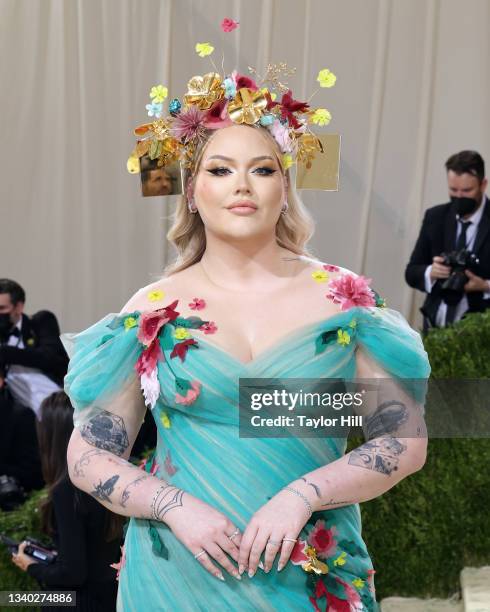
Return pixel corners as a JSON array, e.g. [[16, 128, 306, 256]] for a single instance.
[[310, 108, 332, 126], [124, 316, 138, 331], [150, 85, 168, 103], [352, 578, 365, 589], [317, 69, 337, 88], [312, 270, 329, 283], [174, 327, 191, 340], [195, 42, 214, 57], [160, 412, 171, 429], [260, 87, 277, 101], [148, 290, 165, 302], [228, 88, 267, 125], [184, 72, 223, 109], [282, 154, 294, 170]]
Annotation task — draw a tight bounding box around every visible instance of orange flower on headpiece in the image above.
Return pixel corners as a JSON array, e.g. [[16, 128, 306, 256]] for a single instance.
[[228, 88, 267, 125], [183, 72, 223, 110]]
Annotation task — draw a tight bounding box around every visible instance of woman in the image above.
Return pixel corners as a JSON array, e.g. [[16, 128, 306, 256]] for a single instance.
[[11, 391, 123, 611], [63, 118, 430, 609]]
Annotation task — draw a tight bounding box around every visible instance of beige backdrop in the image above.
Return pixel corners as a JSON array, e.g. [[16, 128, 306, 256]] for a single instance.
[[1, 0, 489, 332]]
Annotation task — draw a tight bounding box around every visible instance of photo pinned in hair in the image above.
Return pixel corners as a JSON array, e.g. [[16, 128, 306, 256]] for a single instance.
[[140, 156, 183, 197]]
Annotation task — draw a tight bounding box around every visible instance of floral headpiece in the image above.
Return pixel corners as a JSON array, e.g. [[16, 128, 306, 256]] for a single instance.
[[127, 18, 339, 195]]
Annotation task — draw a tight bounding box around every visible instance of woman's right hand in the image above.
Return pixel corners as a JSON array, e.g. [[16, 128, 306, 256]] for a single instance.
[[164, 491, 243, 582]]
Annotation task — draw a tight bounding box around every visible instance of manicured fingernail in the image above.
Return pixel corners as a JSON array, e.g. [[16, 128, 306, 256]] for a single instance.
[[248, 568, 256, 578], [239, 564, 245, 575], [264, 565, 270, 573], [277, 562, 284, 572], [258, 561, 265, 570], [216, 573, 225, 581], [233, 572, 241, 580]]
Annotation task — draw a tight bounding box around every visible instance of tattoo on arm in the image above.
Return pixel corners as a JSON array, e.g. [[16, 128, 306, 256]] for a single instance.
[[348, 437, 407, 476], [321, 497, 355, 507], [151, 485, 184, 521], [73, 448, 127, 478], [80, 410, 129, 456], [120, 475, 151, 508], [300, 477, 321, 498], [365, 401, 408, 439], [91, 474, 120, 503]]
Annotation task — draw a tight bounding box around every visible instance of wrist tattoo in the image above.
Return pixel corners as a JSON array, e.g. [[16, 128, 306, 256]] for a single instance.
[[300, 477, 321, 498], [91, 474, 120, 503], [365, 401, 408, 439], [321, 497, 355, 507], [348, 437, 407, 476], [80, 410, 129, 456], [151, 484, 184, 521]]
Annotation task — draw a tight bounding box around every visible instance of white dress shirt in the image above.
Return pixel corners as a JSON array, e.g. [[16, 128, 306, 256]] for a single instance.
[[5, 317, 61, 419], [424, 195, 490, 327]]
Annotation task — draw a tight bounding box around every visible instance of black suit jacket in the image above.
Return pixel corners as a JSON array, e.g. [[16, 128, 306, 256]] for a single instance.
[[0, 311, 69, 386], [405, 197, 490, 326]]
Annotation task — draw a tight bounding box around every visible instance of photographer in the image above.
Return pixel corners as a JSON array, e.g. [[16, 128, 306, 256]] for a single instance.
[[405, 150, 490, 329], [11, 392, 123, 612]]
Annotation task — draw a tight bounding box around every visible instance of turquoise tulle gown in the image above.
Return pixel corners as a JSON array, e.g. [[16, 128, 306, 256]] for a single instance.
[[63, 280, 430, 612]]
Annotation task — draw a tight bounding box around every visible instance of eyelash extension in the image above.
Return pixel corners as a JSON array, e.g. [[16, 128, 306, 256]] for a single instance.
[[207, 167, 276, 176]]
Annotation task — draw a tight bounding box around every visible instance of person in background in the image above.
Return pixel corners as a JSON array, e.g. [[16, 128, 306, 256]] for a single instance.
[[11, 391, 124, 612], [0, 279, 68, 419], [405, 151, 490, 330]]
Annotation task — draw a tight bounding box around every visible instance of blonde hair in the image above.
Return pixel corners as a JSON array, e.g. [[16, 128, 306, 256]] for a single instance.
[[165, 125, 315, 275]]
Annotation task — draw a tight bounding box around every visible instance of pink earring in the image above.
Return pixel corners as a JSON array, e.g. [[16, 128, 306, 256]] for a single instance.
[[188, 198, 197, 213], [281, 201, 288, 214]]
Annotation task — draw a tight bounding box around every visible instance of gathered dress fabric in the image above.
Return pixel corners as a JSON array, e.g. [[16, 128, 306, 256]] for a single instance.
[[63, 301, 430, 612]]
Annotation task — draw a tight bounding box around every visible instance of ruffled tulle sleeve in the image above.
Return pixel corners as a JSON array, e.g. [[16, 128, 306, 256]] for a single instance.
[[61, 313, 143, 428]]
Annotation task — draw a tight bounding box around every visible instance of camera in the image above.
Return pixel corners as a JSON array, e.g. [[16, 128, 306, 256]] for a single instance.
[[0, 534, 58, 564], [440, 249, 480, 304], [0, 475, 25, 511]]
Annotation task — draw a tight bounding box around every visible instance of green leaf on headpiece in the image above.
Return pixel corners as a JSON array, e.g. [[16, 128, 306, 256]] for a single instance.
[[148, 523, 169, 559], [149, 139, 163, 160]]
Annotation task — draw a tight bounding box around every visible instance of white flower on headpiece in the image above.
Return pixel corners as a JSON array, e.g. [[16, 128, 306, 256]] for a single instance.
[[269, 119, 293, 153], [146, 102, 163, 118]]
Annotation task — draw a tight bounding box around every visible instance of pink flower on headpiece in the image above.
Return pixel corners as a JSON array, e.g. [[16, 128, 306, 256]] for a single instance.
[[278, 89, 310, 129], [135, 339, 164, 376], [221, 18, 239, 32], [269, 119, 293, 153], [175, 380, 201, 405], [171, 106, 206, 142], [307, 520, 338, 559], [231, 70, 258, 92], [203, 99, 234, 129], [327, 273, 375, 310]]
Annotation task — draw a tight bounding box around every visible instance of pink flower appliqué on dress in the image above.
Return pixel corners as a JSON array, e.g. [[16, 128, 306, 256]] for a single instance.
[[175, 380, 201, 405], [290, 539, 310, 567], [323, 264, 340, 272], [189, 297, 206, 311], [135, 340, 163, 376], [137, 312, 170, 346], [110, 544, 126, 581], [164, 450, 179, 476], [307, 519, 338, 559], [200, 321, 218, 334], [327, 273, 375, 311]]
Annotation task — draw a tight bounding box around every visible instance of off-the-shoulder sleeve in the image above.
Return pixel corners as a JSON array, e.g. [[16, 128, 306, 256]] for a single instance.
[[354, 307, 431, 403], [61, 313, 143, 428]]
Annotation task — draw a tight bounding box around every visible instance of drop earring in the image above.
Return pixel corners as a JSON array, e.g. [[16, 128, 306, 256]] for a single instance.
[[188, 198, 197, 213], [281, 201, 289, 214]]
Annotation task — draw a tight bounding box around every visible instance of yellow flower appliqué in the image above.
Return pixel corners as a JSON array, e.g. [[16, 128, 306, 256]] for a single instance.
[[174, 327, 191, 340], [312, 270, 329, 283], [160, 412, 171, 429], [124, 316, 138, 331], [195, 42, 214, 57], [282, 154, 294, 170], [317, 68, 337, 88], [333, 551, 347, 567], [147, 290, 164, 302], [352, 577, 365, 589], [150, 85, 168, 103], [348, 319, 357, 329], [337, 329, 351, 346], [310, 108, 332, 126]]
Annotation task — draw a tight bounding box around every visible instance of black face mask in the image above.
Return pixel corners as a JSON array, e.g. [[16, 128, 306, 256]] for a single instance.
[[0, 313, 14, 339], [451, 195, 480, 217]]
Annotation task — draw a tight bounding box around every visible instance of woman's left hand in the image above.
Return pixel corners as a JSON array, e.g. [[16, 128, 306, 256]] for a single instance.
[[238, 487, 312, 577], [11, 541, 38, 572]]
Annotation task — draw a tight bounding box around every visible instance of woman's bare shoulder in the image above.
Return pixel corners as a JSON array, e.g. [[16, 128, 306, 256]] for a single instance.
[[119, 267, 198, 314]]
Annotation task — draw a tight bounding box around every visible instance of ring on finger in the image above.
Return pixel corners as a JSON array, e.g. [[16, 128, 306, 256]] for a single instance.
[[194, 549, 207, 560], [266, 539, 282, 546], [227, 529, 240, 541], [282, 538, 297, 543]]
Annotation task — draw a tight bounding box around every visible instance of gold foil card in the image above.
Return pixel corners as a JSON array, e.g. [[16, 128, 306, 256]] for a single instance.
[[296, 134, 341, 191]]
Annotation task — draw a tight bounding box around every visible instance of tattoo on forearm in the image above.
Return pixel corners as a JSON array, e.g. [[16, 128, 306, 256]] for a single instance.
[[120, 475, 151, 508], [91, 474, 120, 503], [300, 477, 321, 498], [348, 437, 407, 476], [80, 410, 129, 456], [73, 448, 127, 478], [321, 497, 355, 507], [151, 485, 184, 521], [365, 400, 408, 439]]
